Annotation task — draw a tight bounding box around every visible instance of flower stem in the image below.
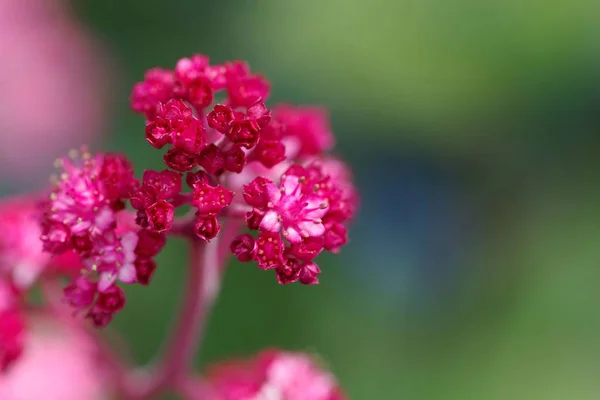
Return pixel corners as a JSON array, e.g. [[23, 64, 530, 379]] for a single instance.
[[123, 236, 221, 399]]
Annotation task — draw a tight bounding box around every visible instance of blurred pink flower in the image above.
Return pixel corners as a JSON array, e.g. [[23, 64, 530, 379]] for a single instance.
[[0, 314, 111, 400], [0, 0, 111, 184], [206, 349, 345, 400], [0, 195, 81, 290]]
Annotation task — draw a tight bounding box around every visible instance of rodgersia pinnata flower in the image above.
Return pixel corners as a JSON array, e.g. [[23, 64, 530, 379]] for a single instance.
[[204, 349, 345, 400], [0, 53, 357, 399]]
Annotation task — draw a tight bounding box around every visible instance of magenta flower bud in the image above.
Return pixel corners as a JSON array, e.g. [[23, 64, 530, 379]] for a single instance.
[[193, 214, 221, 242], [131, 68, 175, 119], [175, 54, 210, 83], [98, 153, 137, 201], [135, 230, 166, 258], [230, 234, 256, 262], [146, 200, 175, 233], [243, 177, 278, 208], [63, 276, 97, 309], [227, 75, 270, 108], [95, 285, 126, 314], [255, 232, 284, 270], [275, 258, 301, 284], [71, 231, 93, 252], [186, 170, 210, 188], [298, 262, 321, 285], [163, 148, 198, 172], [289, 237, 324, 262], [187, 77, 214, 111], [171, 117, 205, 153], [142, 170, 182, 201], [245, 209, 265, 231], [130, 187, 156, 211], [207, 104, 235, 134], [226, 102, 271, 149], [145, 120, 171, 149], [159, 98, 193, 121], [227, 120, 261, 149], [224, 146, 246, 173], [135, 258, 157, 286], [191, 182, 233, 215], [246, 101, 272, 129], [254, 139, 286, 168], [198, 144, 226, 175]]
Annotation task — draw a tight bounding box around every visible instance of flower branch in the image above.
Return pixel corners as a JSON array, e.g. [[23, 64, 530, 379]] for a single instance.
[[121, 236, 220, 399]]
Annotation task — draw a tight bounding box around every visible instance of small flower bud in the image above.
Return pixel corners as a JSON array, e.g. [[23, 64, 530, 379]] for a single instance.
[[198, 144, 226, 175], [207, 104, 235, 134], [193, 214, 221, 241], [191, 182, 233, 215], [230, 234, 256, 262], [95, 285, 126, 313], [224, 146, 246, 173], [145, 120, 171, 149], [163, 148, 198, 172], [298, 262, 321, 285], [135, 229, 166, 258], [146, 200, 175, 233], [134, 258, 157, 286], [186, 170, 210, 188]]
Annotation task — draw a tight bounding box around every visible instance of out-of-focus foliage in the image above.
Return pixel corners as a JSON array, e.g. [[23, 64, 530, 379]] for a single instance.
[[237, 0, 600, 149]]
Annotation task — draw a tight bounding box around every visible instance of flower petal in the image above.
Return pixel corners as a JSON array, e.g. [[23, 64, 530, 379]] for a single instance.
[[97, 272, 117, 292], [281, 175, 300, 196], [298, 221, 325, 238], [284, 227, 302, 243], [118, 263, 137, 284], [260, 210, 281, 232]]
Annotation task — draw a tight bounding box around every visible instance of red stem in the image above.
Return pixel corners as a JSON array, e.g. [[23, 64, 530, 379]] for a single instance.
[[122, 236, 221, 399]]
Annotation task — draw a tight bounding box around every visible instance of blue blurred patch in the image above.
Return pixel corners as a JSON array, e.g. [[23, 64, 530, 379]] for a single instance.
[[345, 151, 477, 314]]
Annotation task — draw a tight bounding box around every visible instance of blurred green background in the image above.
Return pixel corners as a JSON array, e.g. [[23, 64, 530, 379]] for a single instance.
[[22, 0, 600, 398]]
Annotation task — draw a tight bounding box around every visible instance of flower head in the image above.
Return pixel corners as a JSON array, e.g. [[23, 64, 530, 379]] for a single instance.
[[206, 350, 345, 400], [235, 159, 356, 284], [41, 150, 164, 327]]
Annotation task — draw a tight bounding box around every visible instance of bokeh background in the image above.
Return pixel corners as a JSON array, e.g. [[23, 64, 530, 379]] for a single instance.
[[3, 0, 600, 398]]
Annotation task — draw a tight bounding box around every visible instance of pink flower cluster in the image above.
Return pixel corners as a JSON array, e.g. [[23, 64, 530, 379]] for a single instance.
[[0, 197, 82, 372], [130, 54, 358, 283], [0, 53, 357, 398], [40, 151, 165, 327], [205, 350, 345, 400], [235, 156, 357, 284]]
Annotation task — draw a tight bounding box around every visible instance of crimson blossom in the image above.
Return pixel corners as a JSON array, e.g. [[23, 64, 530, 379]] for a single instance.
[[0, 53, 358, 399]]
